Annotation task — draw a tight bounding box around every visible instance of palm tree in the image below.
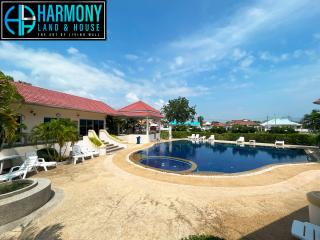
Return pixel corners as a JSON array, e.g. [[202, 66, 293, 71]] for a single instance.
[[0, 71, 22, 150], [32, 119, 79, 161]]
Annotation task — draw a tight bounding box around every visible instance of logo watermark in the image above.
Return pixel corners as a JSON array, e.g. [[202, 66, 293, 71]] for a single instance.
[[0, 1, 106, 40]]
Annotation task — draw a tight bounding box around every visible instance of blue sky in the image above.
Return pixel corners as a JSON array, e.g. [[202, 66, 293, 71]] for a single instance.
[[0, 0, 319, 122]]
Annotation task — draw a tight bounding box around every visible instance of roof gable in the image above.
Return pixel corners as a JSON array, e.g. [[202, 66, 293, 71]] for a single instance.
[[118, 101, 163, 118]]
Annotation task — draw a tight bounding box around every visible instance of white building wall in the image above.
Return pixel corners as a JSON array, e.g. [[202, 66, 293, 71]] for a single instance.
[[18, 104, 106, 133]]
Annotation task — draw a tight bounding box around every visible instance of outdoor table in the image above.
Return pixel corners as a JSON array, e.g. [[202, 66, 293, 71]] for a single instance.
[[0, 155, 21, 174]]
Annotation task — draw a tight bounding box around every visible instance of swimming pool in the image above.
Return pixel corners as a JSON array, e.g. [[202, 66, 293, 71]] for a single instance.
[[134, 140, 310, 174]]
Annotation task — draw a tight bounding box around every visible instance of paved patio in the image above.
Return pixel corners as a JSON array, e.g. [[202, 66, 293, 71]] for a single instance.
[[1, 144, 320, 240]]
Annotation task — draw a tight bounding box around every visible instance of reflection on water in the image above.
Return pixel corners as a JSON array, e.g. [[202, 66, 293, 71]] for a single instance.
[[138, 140, 309, 173]]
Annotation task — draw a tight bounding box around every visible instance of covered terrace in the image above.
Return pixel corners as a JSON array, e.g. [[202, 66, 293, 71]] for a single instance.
[[106, 101, 163, 144]]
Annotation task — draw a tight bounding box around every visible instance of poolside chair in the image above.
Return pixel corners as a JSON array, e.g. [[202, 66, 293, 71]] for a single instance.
[[194, 134, 200, 140], [291, 220, 320, 240], [208, 135, 215, 142], [79, 144, 99, 158], [71, 145, 88, 165], [199, 136, 206, 141], [236, 136, 245, 144], [0, 156, 38, 181], [26, 152, 57, 171], [275, 140, 285, 148], [187, 134, 196, 140]]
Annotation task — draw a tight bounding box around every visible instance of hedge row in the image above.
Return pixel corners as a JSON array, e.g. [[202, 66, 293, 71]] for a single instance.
[[160, 130, 169, 140], [171, 131, 320, 146]]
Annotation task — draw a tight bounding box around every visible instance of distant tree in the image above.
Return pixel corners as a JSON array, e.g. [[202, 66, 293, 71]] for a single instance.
[[0, 71, 22, 150], [210, 126, 227, 134], [161, 97, 196, 124], [268, 126, 295, 134], [230, 125, 256, 133], [301, 110, 320, 132], [197, 116, 204, 127]]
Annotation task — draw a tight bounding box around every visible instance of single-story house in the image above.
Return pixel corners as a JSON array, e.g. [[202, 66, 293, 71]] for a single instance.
[[260, 118, 301, 130], [226, 119, 260, 128], [211, 121, 226, 128], [14, 82, 119, 143], [12, 82, 163, 145]]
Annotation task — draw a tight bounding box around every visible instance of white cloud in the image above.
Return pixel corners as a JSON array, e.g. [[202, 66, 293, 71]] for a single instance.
[[154, 99, 166, 108], [5, 70, 28, 82], [169, 56, 184, 70], [240, 55, 254, 68], [126, 92, 139, 102], [0, 42, 209, 108], [313, 33, 320, 40], [67, 47, 79, 55], [125, 54, 139, 61], [146, 57, 153, 63], [166, 0, 320, 74], [232, 48, 247, 61], [112, 68, 125, 77]]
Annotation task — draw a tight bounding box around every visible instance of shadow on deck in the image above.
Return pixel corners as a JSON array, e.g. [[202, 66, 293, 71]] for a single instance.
[[241, 206, 308, 240]]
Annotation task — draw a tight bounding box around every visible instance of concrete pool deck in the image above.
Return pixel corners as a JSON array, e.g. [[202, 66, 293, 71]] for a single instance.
[[1, 143, 320, 240]]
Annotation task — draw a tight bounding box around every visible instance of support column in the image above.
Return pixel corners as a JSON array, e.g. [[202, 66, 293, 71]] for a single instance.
[[169, 125, 172, 140], [146, 117, 149, 142]]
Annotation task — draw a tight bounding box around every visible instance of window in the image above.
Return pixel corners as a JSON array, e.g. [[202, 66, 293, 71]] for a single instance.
[[79, 119, 104, 136], [44, 117, 57, 123]]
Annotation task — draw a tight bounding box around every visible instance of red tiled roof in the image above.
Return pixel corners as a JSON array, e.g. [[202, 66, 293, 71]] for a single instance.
[[226, 119, 258, 126], [211, 122, 226, 127], [118, 101, 163, 118], [14, 82, 118, 115]]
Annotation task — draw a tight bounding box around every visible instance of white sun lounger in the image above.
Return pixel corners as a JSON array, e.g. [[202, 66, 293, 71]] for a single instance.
[[187, 134, 196, 140], [0, 156, 38, 181], [275, 140, 285, 147], [236, 136, 245, 144], [71, 145, 87, 165], [291, 220, 320, 240], [79, 145, 99, 158], [208, 135, 215, 142], [26, 152, 57, 171], [199, 136, 206, 141], [194, 134, 200, 140]]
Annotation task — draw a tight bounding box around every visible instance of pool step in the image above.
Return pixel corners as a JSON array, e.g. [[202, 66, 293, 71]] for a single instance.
[[106, 146, 124, 154], [305, 148, 320, 162]]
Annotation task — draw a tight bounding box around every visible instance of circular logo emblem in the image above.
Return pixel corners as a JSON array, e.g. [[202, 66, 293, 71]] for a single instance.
[[4, 4, 36, 36]]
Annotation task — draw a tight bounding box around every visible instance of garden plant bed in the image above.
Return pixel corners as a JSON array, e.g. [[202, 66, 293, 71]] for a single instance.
[[0, 180, 33, 196], [0, 178, 52, 226]]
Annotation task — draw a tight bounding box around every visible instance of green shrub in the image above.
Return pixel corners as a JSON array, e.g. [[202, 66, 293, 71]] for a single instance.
[[172, 131, 190, 138], [210, 127, 227, 134], [181, 235, 224, 240], [175, 125, 188, 131], [160, 130, 169, 140], [171, 131, 318, 146], [230, 125, 256, 133], [189, 126, 202, 132], [268, 126, 296, 134], [316, 134, 320, 146], [0, 180, 32, 195], [89, 137, 102, 147], [37, 148, 59, 161]]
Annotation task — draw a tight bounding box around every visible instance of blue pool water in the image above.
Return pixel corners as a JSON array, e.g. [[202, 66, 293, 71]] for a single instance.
[[140, 157, 192, 172], [136, 140, 310, 173]]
